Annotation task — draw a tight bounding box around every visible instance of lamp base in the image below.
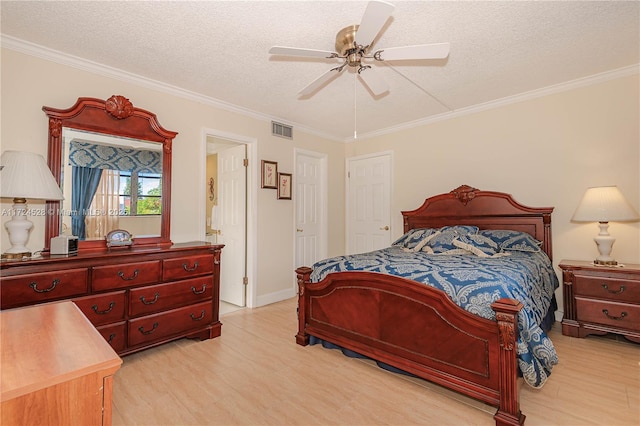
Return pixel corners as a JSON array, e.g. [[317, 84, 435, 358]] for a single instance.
[[593, 259, 618, 266], [1, 251, 32, 260]]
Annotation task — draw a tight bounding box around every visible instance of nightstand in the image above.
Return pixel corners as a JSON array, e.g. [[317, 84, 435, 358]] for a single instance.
[[560, 260, 639, 343]]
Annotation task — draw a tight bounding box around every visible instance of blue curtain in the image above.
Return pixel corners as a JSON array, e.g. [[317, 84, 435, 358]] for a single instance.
[[71, 166, 103, 239]]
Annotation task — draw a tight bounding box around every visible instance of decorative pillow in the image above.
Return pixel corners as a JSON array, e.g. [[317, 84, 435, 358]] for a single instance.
[[439, 225, 479, 236], [425, 225, 479, 253], [392, 228, 438, 251], [478, 229, 527, 246], [452, 234, 500, 257], [499, 233, 542, 253]]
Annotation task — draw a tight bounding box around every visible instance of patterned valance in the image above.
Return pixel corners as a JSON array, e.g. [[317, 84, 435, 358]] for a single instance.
[[69, 141, 162, 174]]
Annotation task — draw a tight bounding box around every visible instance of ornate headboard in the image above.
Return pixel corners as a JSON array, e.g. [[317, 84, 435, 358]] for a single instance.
[[402, 185, 554, 259]]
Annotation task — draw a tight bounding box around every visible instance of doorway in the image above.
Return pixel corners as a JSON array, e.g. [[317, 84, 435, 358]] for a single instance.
[[203, 129, 257, 312]]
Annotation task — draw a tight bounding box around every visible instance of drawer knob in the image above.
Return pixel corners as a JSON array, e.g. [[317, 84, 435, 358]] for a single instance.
[[139, 292, 160, 305], [92, 301, 115, 315], [29, 279, 59, 293], [190, 310, 206, 321], [191, 284, 207, 295], [601, 284, 625, 295], [182, 262, 199, 272], [118, 269, 139, 281], [138, 322, 159, 335], [602, 309, 627, 321]]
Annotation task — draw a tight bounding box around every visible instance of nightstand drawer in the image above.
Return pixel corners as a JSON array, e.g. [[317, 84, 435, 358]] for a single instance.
[[575, 297, 639, 331], [573, 274, 640, 303]]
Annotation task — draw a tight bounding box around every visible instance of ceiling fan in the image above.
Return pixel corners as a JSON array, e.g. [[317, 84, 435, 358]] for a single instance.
[[268, 0, 450, 97]]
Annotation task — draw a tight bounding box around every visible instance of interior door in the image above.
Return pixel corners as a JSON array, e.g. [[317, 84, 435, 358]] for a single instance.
[[295, 151, 326, 269], [217, 144, 247, 306], [347, 153, 392, 254]]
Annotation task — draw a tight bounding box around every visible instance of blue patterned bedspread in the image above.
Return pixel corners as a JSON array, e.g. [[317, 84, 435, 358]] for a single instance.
[[310, 247, 559, 388]]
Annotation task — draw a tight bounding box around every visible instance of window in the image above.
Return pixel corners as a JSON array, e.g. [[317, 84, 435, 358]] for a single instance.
[[118, 171, 162, 215]]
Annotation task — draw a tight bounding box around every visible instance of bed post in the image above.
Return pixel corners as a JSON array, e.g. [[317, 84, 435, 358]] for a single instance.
[[295, 266, 312, 346], [491, 298, 526, 426]]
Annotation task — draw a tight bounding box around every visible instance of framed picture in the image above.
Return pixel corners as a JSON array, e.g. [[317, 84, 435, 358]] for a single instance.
[[261, 160, 277, 189], [277, 172, 292, 200]]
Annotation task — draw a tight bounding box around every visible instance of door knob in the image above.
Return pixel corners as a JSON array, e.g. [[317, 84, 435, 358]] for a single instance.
[[296, 228, 303, 232], [380, 226, 389, 231]]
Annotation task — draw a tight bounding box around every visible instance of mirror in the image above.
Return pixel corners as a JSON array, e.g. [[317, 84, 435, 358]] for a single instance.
[[43, 95, 177, 251]]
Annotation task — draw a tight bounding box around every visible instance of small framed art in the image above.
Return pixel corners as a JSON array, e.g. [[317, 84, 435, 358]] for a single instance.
[[277, 172, 292, 200], [261, 160, 278, 189]]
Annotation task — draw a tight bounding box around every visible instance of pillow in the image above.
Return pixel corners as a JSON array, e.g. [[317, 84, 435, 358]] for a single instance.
[[439, 225, 479, 236], [425, 225, 479, 253], [499, 233, 542, 253], [392, 228, 438, 251], [452, 234, 500, 257], [478, 229, 527, 246]]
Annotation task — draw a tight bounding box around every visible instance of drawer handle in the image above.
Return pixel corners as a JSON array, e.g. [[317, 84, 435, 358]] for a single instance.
[[602, 309, 627, 321], [29, 279, 59, 293], [140, 292, 160, 305], [601, 284, 625, 294], [214, 259, 220, 265], [190, 310, 206, 321], [107, 333, 116, 344], [182, 262, 199, 272], [92, 301, 115, 315], [118, 269, 139, 281], [191, 284, 207, 295], [138, 322, 159, 335]]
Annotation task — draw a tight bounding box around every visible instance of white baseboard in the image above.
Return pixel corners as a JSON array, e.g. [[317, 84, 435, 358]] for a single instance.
[[255, 287, 296, 308]]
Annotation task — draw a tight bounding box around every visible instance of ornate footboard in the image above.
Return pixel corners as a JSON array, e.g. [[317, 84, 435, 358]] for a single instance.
[[295, 267, 525, 426]]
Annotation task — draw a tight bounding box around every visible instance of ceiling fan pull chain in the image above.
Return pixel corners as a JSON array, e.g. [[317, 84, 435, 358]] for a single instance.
[[354, 72, 358, 139]]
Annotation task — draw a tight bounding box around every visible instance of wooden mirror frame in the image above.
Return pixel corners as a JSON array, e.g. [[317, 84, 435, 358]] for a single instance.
[[43, 95, 177, 251]]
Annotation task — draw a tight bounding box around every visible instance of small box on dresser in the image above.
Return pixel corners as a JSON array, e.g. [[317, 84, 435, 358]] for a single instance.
[[560, 260, 640, 343]]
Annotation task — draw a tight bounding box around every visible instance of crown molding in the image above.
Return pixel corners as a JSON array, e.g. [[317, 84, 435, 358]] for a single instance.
[[3, 34, 637, 144], [0, 35, 342, 142]]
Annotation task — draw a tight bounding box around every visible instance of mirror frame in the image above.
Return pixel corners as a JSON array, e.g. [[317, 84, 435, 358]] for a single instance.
[[43, 95, 177, 251]]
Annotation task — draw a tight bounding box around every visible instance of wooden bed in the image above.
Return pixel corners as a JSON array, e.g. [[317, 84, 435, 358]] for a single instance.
[[295, 185, 554, 426]]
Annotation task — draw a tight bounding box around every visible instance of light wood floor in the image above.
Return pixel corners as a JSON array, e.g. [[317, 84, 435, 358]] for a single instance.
[[112, 297, 639, 426]]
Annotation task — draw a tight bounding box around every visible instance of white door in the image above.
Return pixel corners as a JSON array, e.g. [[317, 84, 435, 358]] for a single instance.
[[347, 153, 392, 254], [295, 151, 326, 269], [218, 144, 247, 306]]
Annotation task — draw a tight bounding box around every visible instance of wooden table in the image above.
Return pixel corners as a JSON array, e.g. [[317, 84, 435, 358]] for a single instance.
[[1, 301, 122, 425]]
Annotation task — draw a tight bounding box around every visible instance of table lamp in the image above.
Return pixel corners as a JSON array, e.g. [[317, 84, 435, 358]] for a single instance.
[[0, 150, 64, 259], [572, 185, 639, 265]]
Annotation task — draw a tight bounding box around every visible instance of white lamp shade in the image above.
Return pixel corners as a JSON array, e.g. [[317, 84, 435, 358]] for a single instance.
[[572, 186, 639, 223], [0, 151, 64, 201]]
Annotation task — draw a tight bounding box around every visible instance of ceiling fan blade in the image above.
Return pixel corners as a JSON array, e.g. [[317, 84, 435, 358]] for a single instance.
[[358, 68, 389, 95], [375, 43, 450, 61], [356, 0, 395, 48], [269, 46, 338, 59], [298, 67, 344, 96]]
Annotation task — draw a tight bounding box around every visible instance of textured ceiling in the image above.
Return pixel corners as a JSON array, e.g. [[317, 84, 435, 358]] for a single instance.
[[1, 1, 639, 141]]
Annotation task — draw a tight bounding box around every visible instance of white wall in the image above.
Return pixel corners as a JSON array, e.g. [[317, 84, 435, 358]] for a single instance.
[[2, 46, 638, 313], [346, 73, 640, 313], [0, 48, 346, 304]]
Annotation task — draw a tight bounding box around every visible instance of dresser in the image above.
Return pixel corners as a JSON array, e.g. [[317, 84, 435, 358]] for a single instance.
[[560, 260, 639, 343], [1, 301, 122, 425], [0, 242, 224, 355]]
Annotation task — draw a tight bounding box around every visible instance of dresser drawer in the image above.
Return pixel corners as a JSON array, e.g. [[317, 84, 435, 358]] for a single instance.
[[163, 255, 214, 281], [575, 297, 640, 331], [97, 321, 127, 353], [573, 274, 640, 303], [129, 276, 214, 317], [128, 301, 213, 347], [92, 260, 161, 291], [73, 291, 126, 326], [0, 268, 88, 309]]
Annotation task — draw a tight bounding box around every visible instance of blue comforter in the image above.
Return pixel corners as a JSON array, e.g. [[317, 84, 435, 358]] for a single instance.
[[310, 246, 559, 388]]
